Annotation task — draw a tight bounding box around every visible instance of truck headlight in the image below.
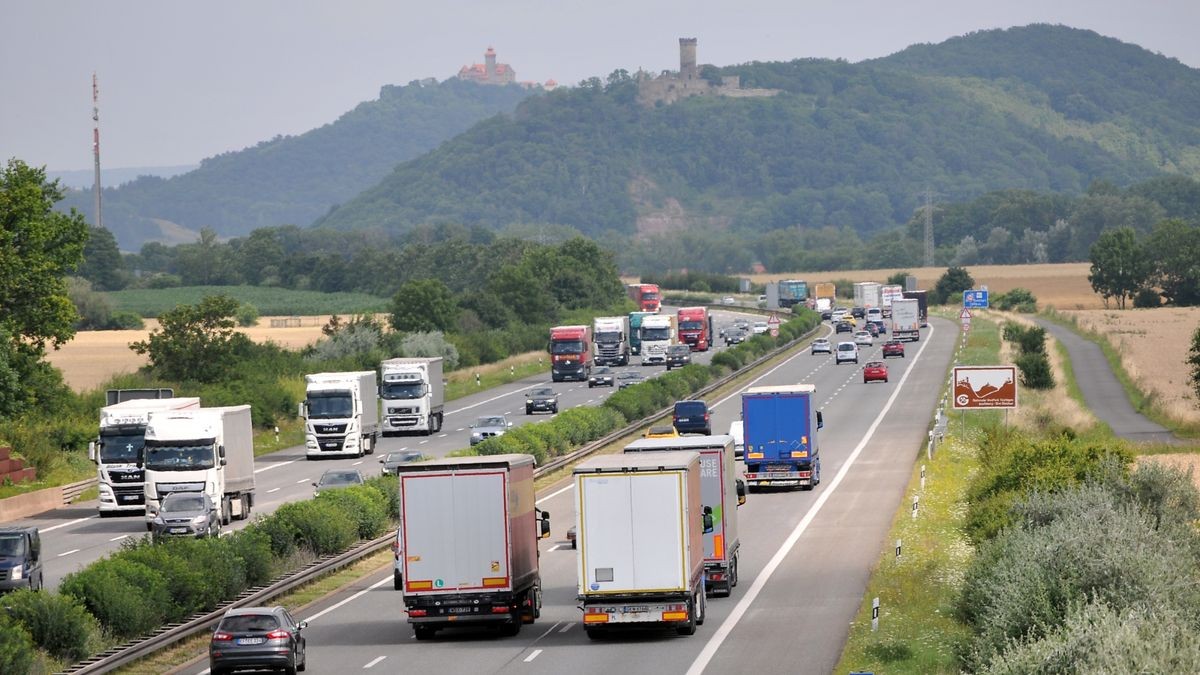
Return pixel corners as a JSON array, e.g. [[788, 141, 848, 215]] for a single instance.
[[10, 564, 22, 580]]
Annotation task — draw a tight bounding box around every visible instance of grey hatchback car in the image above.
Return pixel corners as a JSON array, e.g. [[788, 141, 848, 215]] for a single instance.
[[149, 491, 219, 540], [210, 606, 307, 674]]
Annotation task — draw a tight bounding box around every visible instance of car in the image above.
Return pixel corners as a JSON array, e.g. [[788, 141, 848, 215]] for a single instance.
[[666, 344, 693, 370], [470, 415, 513, 445], [854, 330, 874, 346], [865, 322, 879, 337], [830, 309, 847, 322], [882, 340, 905, 358], [526, 386, 559, 415], [728, 420, 744, 460], [645, 425, 680, 439], [210, 606, 307, 675], [866, 308, 883, 323], [313, 468, 365, 496], [835, 341, 860, 365], [820, 310, 833, 321], [567, 525, 577, 549], [869, 319, 887, 335], [851, 307, 865, 318], [721, 296, 736, 305], [811, 338, 832, 354], [673, 400, 712, 435], [734, 319, 751, 331], [379, 450, 423, 475], [617, 371, 645, 389], [724, 329, 746, 346], [752, 321, 768, 334], [844, 314, 857, 327], [0, 526, 42, 592], [589, 366, 615, 388], [835, 321, 854, 334], [149, 491, 220, 540], [863, 361, 889, 383]]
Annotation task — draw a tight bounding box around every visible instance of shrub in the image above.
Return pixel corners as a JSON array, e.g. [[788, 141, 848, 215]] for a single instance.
[[109, 310, 145, 329], [1133, 287, 1162, 308], [236, 303, 260, 327], [993, 287, 1038, 312], [712, 350, 743, 372], [225, 526, 276, 585], [271, 500, 358, 555], [118, 539, 215, 616], [1, 589, 98, 661], [1015, 352, 1054, 390], [363, 474, 400, 520], [316, 486, 390, 539], [0, 615, 34, 675], [60, 557, 173, 639]]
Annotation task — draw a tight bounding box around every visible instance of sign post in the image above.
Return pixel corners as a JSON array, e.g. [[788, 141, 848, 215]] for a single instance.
[[767, 312, 781, 338], [959, 308, 972, 332], [963, 289, 989, 309]]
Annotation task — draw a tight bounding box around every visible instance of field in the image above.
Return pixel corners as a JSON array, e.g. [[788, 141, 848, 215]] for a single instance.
[[105, 285, 389, 317]]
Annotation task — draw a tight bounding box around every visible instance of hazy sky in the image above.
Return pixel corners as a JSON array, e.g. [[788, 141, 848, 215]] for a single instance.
[[3, 1, 1197, 172]]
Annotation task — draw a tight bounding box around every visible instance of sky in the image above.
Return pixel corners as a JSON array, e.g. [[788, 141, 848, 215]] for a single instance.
[[2, 0, 1198, 172]]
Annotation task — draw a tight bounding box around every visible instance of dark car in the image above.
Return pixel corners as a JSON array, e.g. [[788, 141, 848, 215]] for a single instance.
[[313, 469, 364, 496], [0, 526, 42, 592], [820, 310, 833, 321], [724, 329, 745, 346], [666, 344, 692, 370], [379, 450, 423, 475], [865, 322, 879, 337], [835, 321, 854, 334], [588, 366, 615, 388], [210, 606, 307, 674], [851, 307, 866, 318], [869, 319, 887, 335], [525, 386, 559, 415], [617, 371, 645, 389], [882, 340, 905, 358], [673, 400, 712, 435], [149, 491, 220, 540]]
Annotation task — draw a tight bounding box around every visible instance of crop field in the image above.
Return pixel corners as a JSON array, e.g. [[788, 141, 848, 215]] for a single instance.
[[105, 285, 390, 317]]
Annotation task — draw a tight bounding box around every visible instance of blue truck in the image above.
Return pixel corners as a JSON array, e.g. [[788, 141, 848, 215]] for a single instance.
[[741, 384, 823, 491], [628, 311, 657, 356]]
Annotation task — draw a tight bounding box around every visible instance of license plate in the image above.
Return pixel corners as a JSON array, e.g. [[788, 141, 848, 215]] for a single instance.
[[236, 637, 265, 645], [447, 606, 473, 614], [323, 442, 339, 448], [169, 527, 188, 534], [120, 495, 139, 502], [766, 472, 797, 478]]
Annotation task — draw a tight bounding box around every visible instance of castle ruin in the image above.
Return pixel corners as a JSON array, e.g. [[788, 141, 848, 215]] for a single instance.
[[637, 38, 778, 106]]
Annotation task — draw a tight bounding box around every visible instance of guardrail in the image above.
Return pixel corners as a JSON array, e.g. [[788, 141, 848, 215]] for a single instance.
[[61, 478, 97, 506], [59, 315, 822, 674]]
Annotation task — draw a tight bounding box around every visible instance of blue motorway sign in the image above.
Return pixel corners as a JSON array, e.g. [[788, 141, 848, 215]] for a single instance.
[[963, 289, 989, 308]]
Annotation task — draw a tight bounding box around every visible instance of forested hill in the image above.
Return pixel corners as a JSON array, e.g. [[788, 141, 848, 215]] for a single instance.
[[57, 80, 533, 249], [316, 24, 1200, 240]]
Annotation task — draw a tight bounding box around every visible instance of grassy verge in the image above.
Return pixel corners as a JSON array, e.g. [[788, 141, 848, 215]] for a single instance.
[[446, 351, 546, 402], [252, 417, 306, 458]]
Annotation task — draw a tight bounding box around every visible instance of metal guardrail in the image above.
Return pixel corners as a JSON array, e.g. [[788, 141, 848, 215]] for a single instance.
[[60, 314, 822, 674], [61, 478, 98, 506]]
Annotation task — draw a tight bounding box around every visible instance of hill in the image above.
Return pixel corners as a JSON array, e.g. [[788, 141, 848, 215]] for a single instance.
[[58, 79, 533, 250], [316, 25, 1199, 247]]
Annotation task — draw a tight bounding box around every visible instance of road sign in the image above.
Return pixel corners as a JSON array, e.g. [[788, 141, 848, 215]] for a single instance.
[[952, 366, 1018, 409], [767, 313, 781, 326], [961, 320, 971, 332], [958, 308, 972, 320], [963, 290, 989, 309]]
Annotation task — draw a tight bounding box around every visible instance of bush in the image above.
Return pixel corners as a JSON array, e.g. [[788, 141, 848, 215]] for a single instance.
[[225, 526, 276, 586], [1015, 352, 1054, 389], [61, 557, 173, 640], [1, 589, 98, 661], [1133, 287, 1162, 308], [993, 287, 1038, 312], [363, 474, 400, 520], [316, 486, 390, 539], [109, 310, 145, 329], [271, 500, 358, 555], [0, 615, 34, 675], [118, 539, 216, 617], [236, 302, 260, 327]]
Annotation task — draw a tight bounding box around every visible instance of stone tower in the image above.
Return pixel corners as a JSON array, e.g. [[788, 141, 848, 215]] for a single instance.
[[485, 47, 497, 79], [679, 38, 698, 80]]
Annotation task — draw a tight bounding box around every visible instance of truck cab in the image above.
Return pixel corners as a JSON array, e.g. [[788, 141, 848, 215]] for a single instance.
[[380, 358, 444, 436], [301, 371, 379, 458], [639, 315, 675, 365], [677, 307, 712, 352], [549, 325, 592, 382]]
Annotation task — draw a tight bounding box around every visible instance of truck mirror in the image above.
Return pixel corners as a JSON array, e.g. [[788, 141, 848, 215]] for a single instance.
[[702, 510, 714, 534], [218, 445, 226, 459], [736, 479, 747, 506], [88, 441, 97, 462], [540, 519, 551, 539], [817, 411, 824, 429], [220, 458, 227, 467]]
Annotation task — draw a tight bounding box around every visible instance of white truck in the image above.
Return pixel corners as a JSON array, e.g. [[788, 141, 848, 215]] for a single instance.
[[853, 281, 882, 309], [624, 436, 745, 597], [575, 451, 708, 637], [380, 357, 444, 436], [395, 454, 551, 640], [815, 297, 833, 313], [639, 314, 676, 366], [89, 394, 200, 517], [142, 405, 255, 526], [891, 298, 921, 342], [300, 371, 380, 458], [592, 316, 631, 366], [880, 284, 904, 317]]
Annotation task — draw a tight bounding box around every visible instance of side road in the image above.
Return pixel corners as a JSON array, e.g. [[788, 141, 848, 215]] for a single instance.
[[1033, 317, 1181, 444]]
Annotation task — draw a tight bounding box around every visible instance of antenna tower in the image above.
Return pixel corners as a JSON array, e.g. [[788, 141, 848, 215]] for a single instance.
[[92, 73, 103, 230], [922, 188, 935, 267]]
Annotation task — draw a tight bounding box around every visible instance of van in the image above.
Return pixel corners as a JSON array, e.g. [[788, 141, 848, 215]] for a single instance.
[[728, 420, 745, 460], [672, 400, 712, 435], [0, 526, 43, 592]]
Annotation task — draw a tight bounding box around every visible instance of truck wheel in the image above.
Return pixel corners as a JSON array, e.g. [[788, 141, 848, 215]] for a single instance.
[[413, 626, 436, 641], [697, 592, 706, 626], [394, 570, 402, 590], [731, 556, 739, 588], [499, 610, 522, 636], [239, 496, 251, 520], [221, 498, 232, 526], [676, 597, 698, 636], [585, 626, 604, 641]]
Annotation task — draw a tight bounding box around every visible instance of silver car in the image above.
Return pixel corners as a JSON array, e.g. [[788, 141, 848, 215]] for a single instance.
[[379, 450, 422, 476], [811, 338, 832, 354], [313, 469, 365, 496], [149, 491, 219, 540], [470, 415, 513, 446]]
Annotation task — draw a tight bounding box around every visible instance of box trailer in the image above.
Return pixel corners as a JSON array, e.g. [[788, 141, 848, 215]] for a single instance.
[[742, 385, 823, 490]]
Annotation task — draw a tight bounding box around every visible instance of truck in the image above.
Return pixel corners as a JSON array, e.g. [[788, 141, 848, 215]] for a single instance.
[[880, 284, 904, 314], [677, 306, 713, 352], [853, 282, 882, 309], [639, 314, 676, 366], [300, 371, 380, 458], [626, 283, 662, 313], [593, 316, 631, 366], [143, 405, 255, 526], [624, 436, 745, 596], [395, 454, 551, 640], [778, 279, 808, 308], [549, 325, 592, 382], [742, 385, 823, 490], [575, 451, 709, 637], [902, 289, 929, 327], [814, 297, 833, 313], [89, 393, 201, 517], [890, 298, 921, 342], [628, 311, 656, 356], [380, 357, 444, 436], [813, 282, 836, 302]]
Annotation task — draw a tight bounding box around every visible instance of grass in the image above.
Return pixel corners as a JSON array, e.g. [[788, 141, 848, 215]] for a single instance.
[[446, 351, 547, 401], [253, 418, 306, 458], [105, 286, 390, 318]]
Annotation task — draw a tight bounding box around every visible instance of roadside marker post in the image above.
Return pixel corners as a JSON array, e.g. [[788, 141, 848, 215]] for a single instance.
[[895, 539, 902, 559], [871, 597, 880, 632], [911, 494, 919, 519], [920, 464, 926, 491]]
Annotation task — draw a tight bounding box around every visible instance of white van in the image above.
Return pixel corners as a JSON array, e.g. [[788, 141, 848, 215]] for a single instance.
[[728, 420, 744, 460]]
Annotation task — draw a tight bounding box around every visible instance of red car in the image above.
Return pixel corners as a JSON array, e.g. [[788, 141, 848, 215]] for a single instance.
[[882, 340, 905, 358], [863, 361, 889, 384]]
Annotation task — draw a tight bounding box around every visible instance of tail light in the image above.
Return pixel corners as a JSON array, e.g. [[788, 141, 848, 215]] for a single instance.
[[491, 606, 510, 614], [212, 631, 233, 641], [408, 609, 428, 617], [266, 629, 292, 640]]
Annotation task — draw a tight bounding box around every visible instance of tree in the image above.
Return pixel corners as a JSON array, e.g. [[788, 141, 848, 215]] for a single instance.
[[1145, 219, 1200, 306], [130, 295, 251, 382], [389, 279, 458, 333], [886, 270, 911, 287], [77, 225, 127, 290], [1189, 326, 1200, 404], [1088, 227, 1150, 309], [931, 266, 976, 305], [0, 159, 89, 416]]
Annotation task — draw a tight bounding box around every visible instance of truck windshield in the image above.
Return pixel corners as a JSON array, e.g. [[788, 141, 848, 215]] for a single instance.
[[642, 292, 660, 301], [595, 332, 621, 343], [551, 341, 584, 355], [679, 321, 704, 330], [98, 431, 146, 464], [144, 443, 215, 471], [381, 382, 425, 399], [0, 535, 25, 557], [641, 327, 670, 341], [306, 393, 353, 419]]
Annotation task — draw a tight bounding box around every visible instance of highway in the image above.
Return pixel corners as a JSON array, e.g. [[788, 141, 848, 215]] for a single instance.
[[178, 318, 957, 675], [15, 309, 757, 589]]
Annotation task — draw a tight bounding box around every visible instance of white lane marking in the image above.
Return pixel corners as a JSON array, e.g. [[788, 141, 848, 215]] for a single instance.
[[686, 323, 936, 675], [558, 622, 573, 633], [710, 331, 826, 410], [58, 549, 80, 557], [353, 460, 364, 466], [437, 433, 448, 438], [446, 382, 546, 416], [296, 479, 309, 484], [267, 487, 281, 494], [254, 458, 298, 475], [419, 440, 429, 445], [41, 516, 95, 533], [455, 428, 464, 432], [524, 649, 543, 663], [586, 399, 595, 404], [537, 622, 561, 639], [363, 656, 386, 669], [109, 534, 128, 542], [306, 575, 393, 623], [503, 411, 512, 415], [542, 483, 575, 501]]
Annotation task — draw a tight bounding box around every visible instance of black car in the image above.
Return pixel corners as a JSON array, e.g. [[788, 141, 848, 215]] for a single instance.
[[379, 450, 423, 475], [666, 344, 692, 370], [724, 329, 746, 346], [835, 321, 854, 334], [851, 307, 866, 318], [820, 310, 833, 321], [588, 366, 615, 388], [673, 400, 712, 435], [210, 606, 307, 674], [617, 371, 645, 389], [525, 387, 559, 414], [0, 526, 42, 592]]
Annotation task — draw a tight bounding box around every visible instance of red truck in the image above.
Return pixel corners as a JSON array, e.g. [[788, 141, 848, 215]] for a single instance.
[[626, 283, 662, 313], [676, 307, 713, 352], [549, 325, 592, 382]]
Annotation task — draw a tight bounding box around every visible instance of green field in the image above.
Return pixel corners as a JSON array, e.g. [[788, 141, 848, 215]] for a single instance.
[[105, 286, 390, 317]]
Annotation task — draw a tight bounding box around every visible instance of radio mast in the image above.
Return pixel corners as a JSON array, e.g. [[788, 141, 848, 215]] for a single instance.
[[92, 72, 103, 229]]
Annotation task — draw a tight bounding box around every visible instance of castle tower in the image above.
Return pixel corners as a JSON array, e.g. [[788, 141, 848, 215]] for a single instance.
[[485, 47, 497, 80], [679, 38, 698, 80]]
